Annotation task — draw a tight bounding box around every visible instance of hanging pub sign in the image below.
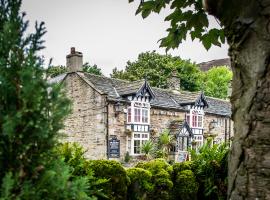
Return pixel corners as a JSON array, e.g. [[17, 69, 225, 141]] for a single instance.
[[108, 136, 120, 158]]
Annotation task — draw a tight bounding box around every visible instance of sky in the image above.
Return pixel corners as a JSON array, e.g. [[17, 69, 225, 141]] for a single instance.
[[22, 0, 229, 76]]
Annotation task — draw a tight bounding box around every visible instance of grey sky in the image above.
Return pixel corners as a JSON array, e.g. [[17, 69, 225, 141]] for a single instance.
[[22, 0, 228, 76]]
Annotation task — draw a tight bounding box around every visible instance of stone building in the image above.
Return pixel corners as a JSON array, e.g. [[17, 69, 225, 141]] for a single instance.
[[50, 48, 233, 161]]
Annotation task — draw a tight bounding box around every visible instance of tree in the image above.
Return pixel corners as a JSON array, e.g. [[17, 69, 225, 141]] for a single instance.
[[203, 66, 232, 99], [83, 62, 103, 76], [46, 65, 66, 78], [111, 51, 202, 91], [46, 63, 103, 78], [130, 0, 270, 198], [0, 0, 90, 199]]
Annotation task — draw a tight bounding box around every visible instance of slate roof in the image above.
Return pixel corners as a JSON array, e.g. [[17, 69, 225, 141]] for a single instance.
[[198, 58, 231, 71], [49, 72, 231, 117]]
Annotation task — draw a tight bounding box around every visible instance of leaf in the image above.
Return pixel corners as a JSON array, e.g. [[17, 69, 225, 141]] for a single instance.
[[202, 36, 212, 50], [142, 9, 151, 18]]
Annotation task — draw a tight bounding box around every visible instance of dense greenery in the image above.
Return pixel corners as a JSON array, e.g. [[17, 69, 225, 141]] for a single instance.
[[46, 62, 103, 78], [126, 168, 153, 200], [202, 66, 232, 99], [56, 141, 229, 200], [86, 160, 129, 200], [111, 51, 232, 99], [136, 159, 173, 200], [111, 51, 202, 91], [0, 0, 90, 199]]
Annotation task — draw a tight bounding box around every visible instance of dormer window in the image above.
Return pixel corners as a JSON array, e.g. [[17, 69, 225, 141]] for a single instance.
[[127, 101, 150, 124], [186, 108, 204, 128]]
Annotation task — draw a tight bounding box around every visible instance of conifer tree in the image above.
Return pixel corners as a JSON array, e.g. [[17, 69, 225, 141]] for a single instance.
[[0, 0, 91, 199]]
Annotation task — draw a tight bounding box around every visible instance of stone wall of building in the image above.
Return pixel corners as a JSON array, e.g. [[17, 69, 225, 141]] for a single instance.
[[63, 73, 107, 159], [107, 103, 128, 160], [150, 108, 185, 136], [204, 113, 234, 143]]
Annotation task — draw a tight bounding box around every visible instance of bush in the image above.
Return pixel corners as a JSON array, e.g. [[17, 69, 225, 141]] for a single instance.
[[126, 168, 153, 200], [136, 159, 173, 200], [174, 170, 198, 200], [172, 161, 193, 190], [57, 143, 107, 199], [190, 141, 229, 200], [86, 160, 129, 200]]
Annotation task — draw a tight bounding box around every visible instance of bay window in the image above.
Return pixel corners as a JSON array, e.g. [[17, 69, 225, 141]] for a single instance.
[[134, 108, 141, 122], [127, 108, 132, 123], [186, 109, 204, 128], [127, 101, 150, 124]]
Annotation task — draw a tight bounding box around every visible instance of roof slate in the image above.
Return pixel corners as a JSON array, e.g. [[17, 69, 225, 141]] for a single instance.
[[49, 72, 231, 117]]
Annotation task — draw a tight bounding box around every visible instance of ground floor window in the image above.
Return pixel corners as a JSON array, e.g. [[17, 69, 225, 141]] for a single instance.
[[178, 136, 189, 151], [132, 132, 149, 155], [193, 135, 203, 150]]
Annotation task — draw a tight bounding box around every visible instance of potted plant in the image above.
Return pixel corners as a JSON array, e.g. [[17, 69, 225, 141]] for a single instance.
[[124, 129, 132, 137]]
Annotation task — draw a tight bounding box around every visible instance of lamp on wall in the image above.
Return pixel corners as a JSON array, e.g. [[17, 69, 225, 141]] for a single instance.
[[114, 101, 121, 116], [209, 119, 217, 130]]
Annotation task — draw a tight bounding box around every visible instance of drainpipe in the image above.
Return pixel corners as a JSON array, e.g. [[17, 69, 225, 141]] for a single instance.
[[105, 96, 109, 159]]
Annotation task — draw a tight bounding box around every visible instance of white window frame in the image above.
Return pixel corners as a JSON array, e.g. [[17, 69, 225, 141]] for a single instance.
[[186, 107, 204, 129], [127, 101, 150, 125], [131, 132, 149, 155]]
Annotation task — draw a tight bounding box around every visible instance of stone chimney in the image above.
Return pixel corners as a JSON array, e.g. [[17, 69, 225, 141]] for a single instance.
[[66, 47, 83, 72], [167, 70, 180, 91]]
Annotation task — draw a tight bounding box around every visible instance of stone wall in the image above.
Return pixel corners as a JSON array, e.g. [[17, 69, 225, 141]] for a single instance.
[[107, 103, 128, 160], [150, 108, 185, 136], [204, 113, 234, 143], [62, 73, 107, 159]]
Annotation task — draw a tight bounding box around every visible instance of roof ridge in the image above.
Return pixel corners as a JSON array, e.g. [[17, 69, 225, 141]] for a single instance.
[[82, 71, 130, 83]]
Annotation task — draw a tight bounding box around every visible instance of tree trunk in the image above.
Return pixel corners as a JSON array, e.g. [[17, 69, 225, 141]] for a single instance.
[[212, 0, 270, 199]]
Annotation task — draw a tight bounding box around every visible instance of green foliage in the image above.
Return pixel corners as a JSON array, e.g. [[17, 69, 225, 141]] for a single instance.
[[136, 159, 173, 200], [46, 65, 66, 78], [86, 160, 129, 200], [190, 141, 229, 200], [56, 143, 108, 199], [130, 0, 225, 51], [174, 170, 198, 200], [124, 151, 132, 163], [203, 66, 232, 99], [0, 1, 91, 199], [111, 51, 202, 91], [173, 161, 193, 175], [157, 129, 174, 159], [141, 140, 156, 160], [126, 168, 153, 200], [83, 63, 102, 75]]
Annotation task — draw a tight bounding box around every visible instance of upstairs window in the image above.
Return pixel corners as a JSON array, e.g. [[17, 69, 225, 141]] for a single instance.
[[134, 108, 141, 122], [186, 109, 204, 128], [127, 101, 150, 124], [142, 109, 148, 123], [127, 108, 132, 123]]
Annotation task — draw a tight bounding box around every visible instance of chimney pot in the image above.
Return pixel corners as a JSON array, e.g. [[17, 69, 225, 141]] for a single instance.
[[71, 47, 75, 54]]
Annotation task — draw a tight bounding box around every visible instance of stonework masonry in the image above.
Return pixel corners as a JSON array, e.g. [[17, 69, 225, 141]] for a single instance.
[[63, 73, 107, 159]]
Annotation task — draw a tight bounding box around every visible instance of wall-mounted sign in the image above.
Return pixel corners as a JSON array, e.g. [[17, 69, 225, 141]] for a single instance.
[[177, 151, 189, 162], [108, 136, 120, 158]]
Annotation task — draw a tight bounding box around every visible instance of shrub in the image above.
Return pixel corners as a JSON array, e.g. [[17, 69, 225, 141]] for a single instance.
[[86, 160, 129, 200], [190, 141, 229, 200], [174, 170, 198, 200], [57, 143, 107, 199], [126, 168, 153, 200], [136, 159, 173, 200], [172, 161, 193, 186]]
